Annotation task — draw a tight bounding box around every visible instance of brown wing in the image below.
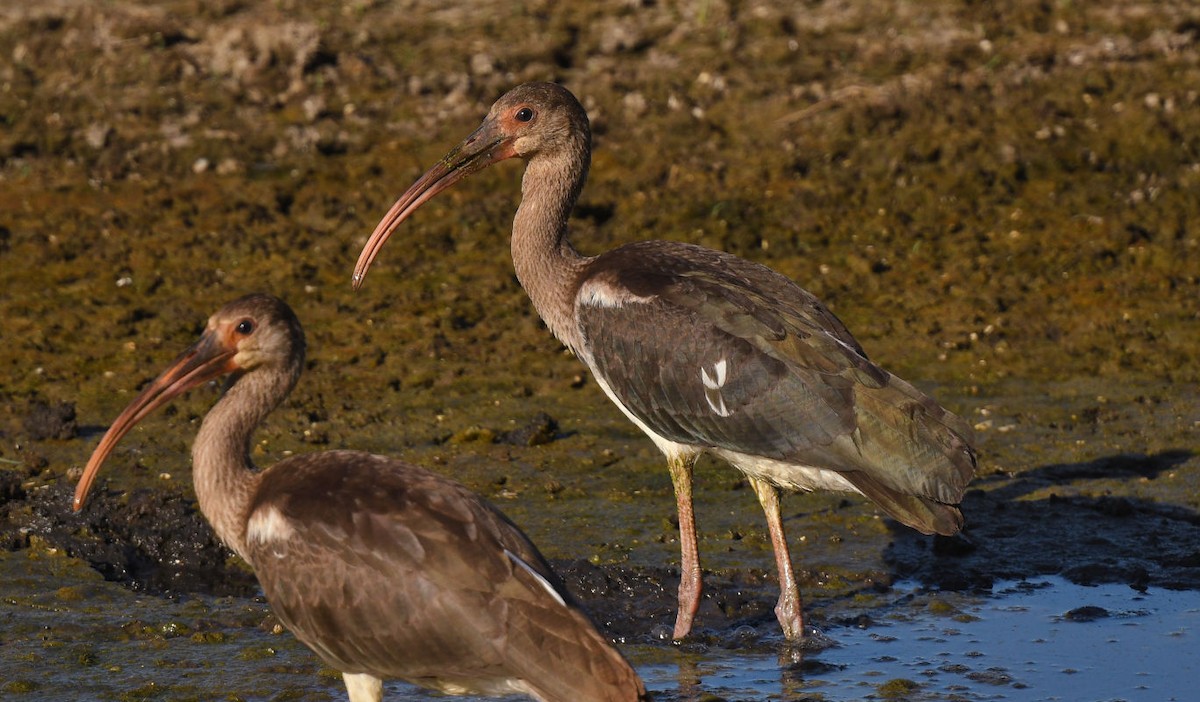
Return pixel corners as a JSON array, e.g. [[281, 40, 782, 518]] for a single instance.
[[244, 451, 644, 702], [578, 241, 975, 534]]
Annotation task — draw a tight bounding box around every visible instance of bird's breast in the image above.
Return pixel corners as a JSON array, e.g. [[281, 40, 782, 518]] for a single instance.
[[711, 448, 862, 495]]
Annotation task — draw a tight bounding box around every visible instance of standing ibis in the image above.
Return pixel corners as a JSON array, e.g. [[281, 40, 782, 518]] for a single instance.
[[73, 293, 647, 702], [352, 82, 976, 642]]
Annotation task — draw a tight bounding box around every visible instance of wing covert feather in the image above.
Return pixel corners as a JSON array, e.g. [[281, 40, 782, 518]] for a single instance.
[[577, 241, 976, 521], [244, 451, 643, 701]]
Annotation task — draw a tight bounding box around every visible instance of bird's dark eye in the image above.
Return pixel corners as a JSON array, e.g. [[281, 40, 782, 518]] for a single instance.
[[235, 319, 255, 335], [515, 107, 535, 122]]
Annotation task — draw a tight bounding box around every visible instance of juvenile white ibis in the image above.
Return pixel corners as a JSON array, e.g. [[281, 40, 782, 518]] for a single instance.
[[353, 82, 977, 642], [73, 294, 647, 702]]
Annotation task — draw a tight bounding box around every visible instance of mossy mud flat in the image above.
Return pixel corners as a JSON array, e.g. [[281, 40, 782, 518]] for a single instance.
[[4, 544, 1199, 701], [1, 0, 1197, 699]]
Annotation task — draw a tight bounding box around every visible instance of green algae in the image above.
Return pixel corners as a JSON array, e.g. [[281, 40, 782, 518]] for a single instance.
[[190, 631, 228, 644], [877, 678, 921, 698], [3, 680, 40, 694], [237, 646, 278, 661]]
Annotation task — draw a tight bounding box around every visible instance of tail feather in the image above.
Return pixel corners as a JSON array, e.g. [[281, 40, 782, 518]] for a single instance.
[[841, 470, 965, 535], [845, 373, 977, 506], [809, 371, 976, 535]]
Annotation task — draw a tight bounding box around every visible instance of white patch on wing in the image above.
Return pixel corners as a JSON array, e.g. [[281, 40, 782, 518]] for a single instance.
[[830, 334, 867, 360], [246, 505, 295, 554], [701, 358, 732, 417], [504, 549, 566, 607], [577, 278, 654, 309]]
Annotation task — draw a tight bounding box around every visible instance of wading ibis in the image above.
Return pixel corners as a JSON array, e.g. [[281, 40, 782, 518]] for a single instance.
[[353, 83, 976, 642], [73, 293, 647, 702]]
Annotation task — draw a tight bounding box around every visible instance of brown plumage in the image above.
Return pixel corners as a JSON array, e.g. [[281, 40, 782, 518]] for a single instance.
[[73, 293, 646, 702], [353, 82, 976, 641]]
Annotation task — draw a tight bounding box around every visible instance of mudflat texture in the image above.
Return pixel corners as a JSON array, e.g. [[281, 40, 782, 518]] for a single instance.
[[1, 0, 1197, 639]]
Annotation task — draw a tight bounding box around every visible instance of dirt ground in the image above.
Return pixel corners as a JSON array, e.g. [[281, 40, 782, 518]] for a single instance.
[[1, 0, 1197, 643]]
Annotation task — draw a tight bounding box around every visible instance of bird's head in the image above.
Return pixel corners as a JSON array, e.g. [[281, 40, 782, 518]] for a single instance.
[[481, 82, 591, 161], [208, 294, 305, 376], [352, 82, 591, 290], [72, 294, 304, 511]]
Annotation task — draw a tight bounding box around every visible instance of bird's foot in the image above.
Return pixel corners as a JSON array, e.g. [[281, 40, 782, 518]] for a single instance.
[[672, 608, 696, 642], [776, 626, 837, 666], [775, 592, 804, 642]]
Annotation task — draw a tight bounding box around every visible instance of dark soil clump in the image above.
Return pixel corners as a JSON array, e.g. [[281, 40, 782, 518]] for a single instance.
[[22, 400, 77, 441], [1, 481, 257, 597]]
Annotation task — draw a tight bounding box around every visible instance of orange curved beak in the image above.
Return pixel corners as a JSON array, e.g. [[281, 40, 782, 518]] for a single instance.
[[352, 119, 517, 290], [73, 331, 237, 511]]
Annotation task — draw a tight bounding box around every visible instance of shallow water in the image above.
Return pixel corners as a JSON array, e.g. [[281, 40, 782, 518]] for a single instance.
[[638, 578, 1199, 701], [4, 546, 1195, 701]]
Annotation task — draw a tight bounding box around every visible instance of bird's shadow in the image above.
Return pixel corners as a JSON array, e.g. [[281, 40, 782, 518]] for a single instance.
[[883, 448, 1200, 592]]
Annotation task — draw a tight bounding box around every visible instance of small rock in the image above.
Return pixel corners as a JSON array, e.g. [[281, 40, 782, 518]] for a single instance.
[[469, 52, 494, 76], [1063, 605, 1109, 622], [498, 412, 558, 446], [83, 122, 111, 149], [623, 91, 648, 117], [967, 668, 1014, 685], [303, 94, 326, 122], [447, 426, 495, 444], [216, 158, 243, 175]]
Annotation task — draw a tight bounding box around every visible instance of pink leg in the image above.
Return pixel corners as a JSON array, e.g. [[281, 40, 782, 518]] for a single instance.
[[668, 454, 702, 641], [750, 477, 804, 640]]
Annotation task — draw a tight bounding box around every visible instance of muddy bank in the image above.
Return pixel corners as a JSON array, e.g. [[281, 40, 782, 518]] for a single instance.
[[3, 401, 1197, 646], [0, 0, 1198, 651]]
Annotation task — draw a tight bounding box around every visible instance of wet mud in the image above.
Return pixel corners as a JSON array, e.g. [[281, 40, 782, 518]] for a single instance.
[[1, 0, 1198, 683], [889, 448, 1200, 592]]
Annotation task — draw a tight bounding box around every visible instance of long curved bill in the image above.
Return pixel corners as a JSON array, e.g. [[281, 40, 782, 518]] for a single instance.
[[352, 121, 517, 290], [73, 331, 237, 511]]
